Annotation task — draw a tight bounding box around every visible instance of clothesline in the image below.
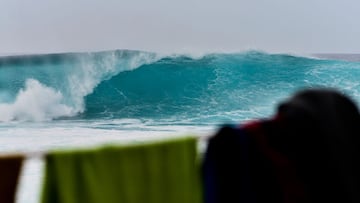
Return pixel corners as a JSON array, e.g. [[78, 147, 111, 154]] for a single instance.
[[0, 133, 213, 159], [0, 150, 45, 159]]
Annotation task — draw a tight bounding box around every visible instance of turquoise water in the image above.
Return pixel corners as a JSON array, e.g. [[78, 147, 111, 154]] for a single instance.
[[1, 50, 360, 203], [1, 50, 360, 124]]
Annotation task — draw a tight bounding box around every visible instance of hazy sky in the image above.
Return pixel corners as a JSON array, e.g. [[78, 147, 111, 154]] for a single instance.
[[1, 0, 359, 54]]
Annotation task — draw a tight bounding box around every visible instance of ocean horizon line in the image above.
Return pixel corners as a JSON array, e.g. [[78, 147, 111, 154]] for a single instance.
[[1, 48, 360, 58]]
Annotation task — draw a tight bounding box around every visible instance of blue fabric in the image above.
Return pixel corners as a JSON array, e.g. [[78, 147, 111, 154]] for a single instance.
[[202, 125, 258, 203]]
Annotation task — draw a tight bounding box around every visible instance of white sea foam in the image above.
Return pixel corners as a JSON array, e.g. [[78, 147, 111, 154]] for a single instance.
[[0, 79, 76, 122]]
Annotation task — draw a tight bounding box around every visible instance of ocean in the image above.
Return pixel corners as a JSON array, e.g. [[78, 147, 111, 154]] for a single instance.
[[1, 50, 360, 202]]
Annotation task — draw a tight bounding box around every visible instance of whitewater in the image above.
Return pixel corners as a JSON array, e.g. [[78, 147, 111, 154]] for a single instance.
[[1, 49, 360, 203]]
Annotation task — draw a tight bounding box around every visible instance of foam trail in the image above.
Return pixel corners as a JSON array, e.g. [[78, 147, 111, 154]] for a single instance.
[[0, 79, 75, 122]]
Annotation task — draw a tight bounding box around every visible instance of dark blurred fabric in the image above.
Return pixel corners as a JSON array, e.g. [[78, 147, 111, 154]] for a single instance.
[[203, 88, 360, 203], [0, 155, 24, 203], [275, 88, 360, 202]]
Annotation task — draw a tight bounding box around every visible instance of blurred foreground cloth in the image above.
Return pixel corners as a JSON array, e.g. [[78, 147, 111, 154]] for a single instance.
[[0, 155, 24, 203], [203, 89, 360, 203], [41, 137, 202, 203]]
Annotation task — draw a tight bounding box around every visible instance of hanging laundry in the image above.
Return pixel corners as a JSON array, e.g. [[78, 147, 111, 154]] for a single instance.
[[0, 154, 24, 203], [41, 137, 202, 203]]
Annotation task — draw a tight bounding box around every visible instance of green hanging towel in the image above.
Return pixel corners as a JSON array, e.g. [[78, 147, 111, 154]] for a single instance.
[[41, 137, 202, 203]]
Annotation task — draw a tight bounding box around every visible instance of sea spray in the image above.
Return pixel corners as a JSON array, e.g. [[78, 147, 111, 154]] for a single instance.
[[0, 79, 75, 122], [66, 51, 159, 114], [0, 50, 159, 121]]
